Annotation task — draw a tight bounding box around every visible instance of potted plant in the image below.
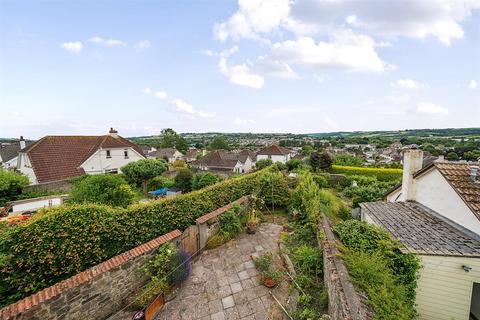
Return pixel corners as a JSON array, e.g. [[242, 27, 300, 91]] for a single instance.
[[262, 270, 280, 288], [253, 252, 282, 288], [246, 208, 260, 234]]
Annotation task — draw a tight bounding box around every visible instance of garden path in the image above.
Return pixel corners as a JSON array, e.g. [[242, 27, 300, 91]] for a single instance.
[[155, 223, 290, 320]]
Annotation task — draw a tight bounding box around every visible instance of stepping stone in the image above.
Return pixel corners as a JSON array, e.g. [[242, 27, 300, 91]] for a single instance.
[[222, 295, 235, 309]]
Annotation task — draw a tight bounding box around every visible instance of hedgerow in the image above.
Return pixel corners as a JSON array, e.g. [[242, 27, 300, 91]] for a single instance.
[[0, 167, 272, 307], [333, 220, 420, 317], [331, 165, 402, 181]]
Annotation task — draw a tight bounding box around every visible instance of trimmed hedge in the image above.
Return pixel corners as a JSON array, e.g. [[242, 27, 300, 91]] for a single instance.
[[331, 165, 402, 182], [0, 168, 271, 306]]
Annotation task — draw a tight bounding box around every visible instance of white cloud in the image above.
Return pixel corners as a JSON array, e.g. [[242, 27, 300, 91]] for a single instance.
[[271, 31, 390, 72], [214, 0, 291, 41], [469, 80, 478, 89], [391, 78, 427, 89], [416, 102, 449, 115], [255, 56, 299, 79], [218, 57, 265, 88], [135, 40, 152, 50], [87, 36, 127, 47], [143, 88, 214, 118], [61, 41, 83, 53]]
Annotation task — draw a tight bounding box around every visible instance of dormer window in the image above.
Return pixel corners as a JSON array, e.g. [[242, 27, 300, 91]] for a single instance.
[[106, 150, 111, 158], [124, 150, 129, 159]]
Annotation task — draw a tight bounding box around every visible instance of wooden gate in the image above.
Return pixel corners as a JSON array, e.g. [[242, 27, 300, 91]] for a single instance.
[[180, 225, 199, 257]]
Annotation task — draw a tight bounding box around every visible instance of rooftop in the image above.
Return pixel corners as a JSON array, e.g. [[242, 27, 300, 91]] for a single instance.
[[257, 145, 290, 156], [361, 201, 480, 257]]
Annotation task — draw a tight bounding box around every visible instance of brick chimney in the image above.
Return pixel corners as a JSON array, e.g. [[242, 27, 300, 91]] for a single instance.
[[401, 149, 423, 201], [109, 128, 118, 138], [19, 136, 26, 149]]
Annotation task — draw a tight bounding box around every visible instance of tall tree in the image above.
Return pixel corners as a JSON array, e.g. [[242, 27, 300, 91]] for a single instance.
[[208, 135, 230, 150], [159, 128, 188, 153], [121, 159, 167, 194], [310, 151, 333, 171]]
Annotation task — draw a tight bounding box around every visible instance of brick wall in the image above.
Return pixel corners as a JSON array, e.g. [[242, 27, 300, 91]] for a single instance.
[[320, 218, 371, 320], [0, 230, 182, 320]]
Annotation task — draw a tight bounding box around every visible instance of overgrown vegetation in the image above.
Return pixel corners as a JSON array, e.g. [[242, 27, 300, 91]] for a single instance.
[[206, 205, 242, 249], [340, 175, 399, 207], [256, 171, 291, 209], [0, 167, 273, 306], [334, 220, 420, 319], [0, 169, 29, 207]]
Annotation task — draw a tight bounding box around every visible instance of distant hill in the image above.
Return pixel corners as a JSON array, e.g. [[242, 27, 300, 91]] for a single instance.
[[307, 128, 480, 138]]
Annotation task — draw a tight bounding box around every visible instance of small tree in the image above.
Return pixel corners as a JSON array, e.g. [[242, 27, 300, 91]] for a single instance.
[[0, 169, 29, 207], [208, 135, 230, 150], [192, 172, 220, 190], [69, 174, 135, 207], [256, 171, 291, 209], [121, 159, 167, 194], [311, 151, 333, 172], [255, 159, 273, 170], [286, 158, 303, 171], [175, 168, 193, 192], [446, 151, 459, 161]]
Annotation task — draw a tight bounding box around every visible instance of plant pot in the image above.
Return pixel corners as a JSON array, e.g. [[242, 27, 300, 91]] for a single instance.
[[246, 222, 258, 234], [263, 277, 276, 288]]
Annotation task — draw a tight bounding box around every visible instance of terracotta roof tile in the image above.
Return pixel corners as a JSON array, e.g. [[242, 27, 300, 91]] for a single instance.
[[257, 145, 290, 156], [361, 201, 480, 257]]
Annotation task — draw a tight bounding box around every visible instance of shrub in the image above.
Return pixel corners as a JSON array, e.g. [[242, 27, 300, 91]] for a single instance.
[[0, 168, 272, 306], [286, 158, 303, 171], [69, 174, 135, 207], [312, 174, 329, 188], [331, 165, 402, 182], [342, 175, 399, 207], [147, 176, 174, 191], [174, 168, 193, 192], [192, 172, 221, 190], [292, 172, 320, 223], [255, 159, 273, 170], [0, 169, 29, 207], [334, 154, 364, 167], [310, 151, 333, 171], [172, 160, 186, 168]]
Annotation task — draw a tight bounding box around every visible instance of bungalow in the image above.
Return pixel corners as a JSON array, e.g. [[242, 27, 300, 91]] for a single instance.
[[184, 148, 201, 163], [256, 145, 291, 164], [192, 150, 254, 174], [17, 128, 145, 185], [360, 149, 480, 320], [147, 148, 183, 163]]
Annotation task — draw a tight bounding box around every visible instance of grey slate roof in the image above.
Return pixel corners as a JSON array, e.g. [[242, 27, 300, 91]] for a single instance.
[[360, 201, 480, 257], [0, 141, 33, 163], [148, 148, 181, 159]]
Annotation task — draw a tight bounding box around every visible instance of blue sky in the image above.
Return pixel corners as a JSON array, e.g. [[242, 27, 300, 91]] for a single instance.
[[1, 0, 479, 139]]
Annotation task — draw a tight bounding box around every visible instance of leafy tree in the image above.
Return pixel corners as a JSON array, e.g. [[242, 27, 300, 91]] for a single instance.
[[446, 151, 459, 161], [0, 169, 29, 207], [310, 151, 333, 171], [208, 135, 230, 150], [255, 159, 273, 170], [159, 128, 188, 153], [192, 172, 220, 190], [301, 144, 314, 156], [465, 150, 480, 161], [121, 159, 167, 194], [69, 174, 135, 207], [174, 168, 193, 192]]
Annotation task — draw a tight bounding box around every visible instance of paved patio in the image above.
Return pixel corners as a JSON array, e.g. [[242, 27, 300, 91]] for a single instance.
[[155, 223, 289, 320]]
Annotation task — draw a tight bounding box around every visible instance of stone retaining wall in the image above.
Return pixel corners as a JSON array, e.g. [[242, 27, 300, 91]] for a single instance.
[[0, 230, 182, 320], [320, 218, 371, 320]]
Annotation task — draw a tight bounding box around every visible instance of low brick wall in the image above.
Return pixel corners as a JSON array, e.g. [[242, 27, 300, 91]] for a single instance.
[[321, 218, 371, 320], [0, 230, 182, 320]]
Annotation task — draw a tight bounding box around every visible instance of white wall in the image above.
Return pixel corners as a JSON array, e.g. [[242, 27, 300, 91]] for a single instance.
[[81, 147, 144, 174], [392, 169, 480, 235], [12, 197, 63, 213], [241, 157, 253, 173], [257, 154, 290, 164], [17, 153, 37, 184], [2, 156, 18, 170], [416, 255, 480, 320]]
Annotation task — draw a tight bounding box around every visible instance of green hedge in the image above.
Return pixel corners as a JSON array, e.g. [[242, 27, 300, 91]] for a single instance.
[[331, 165, 402, 182], [0, 168, 271, 306]]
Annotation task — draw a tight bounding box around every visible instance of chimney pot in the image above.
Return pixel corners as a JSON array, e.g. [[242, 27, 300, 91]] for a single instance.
[[109, 128, 118, 138], [19, 136, 26, 149]]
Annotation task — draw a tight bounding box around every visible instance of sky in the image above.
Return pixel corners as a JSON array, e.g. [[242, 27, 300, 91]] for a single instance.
[[0, 0, 479, 139]]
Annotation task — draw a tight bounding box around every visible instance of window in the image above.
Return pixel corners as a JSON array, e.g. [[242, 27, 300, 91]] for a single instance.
[[105, 169, 118, 174], [471, 282, 480, 320], [106, 150, 111, 158], [124, 150, 129, 159]]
